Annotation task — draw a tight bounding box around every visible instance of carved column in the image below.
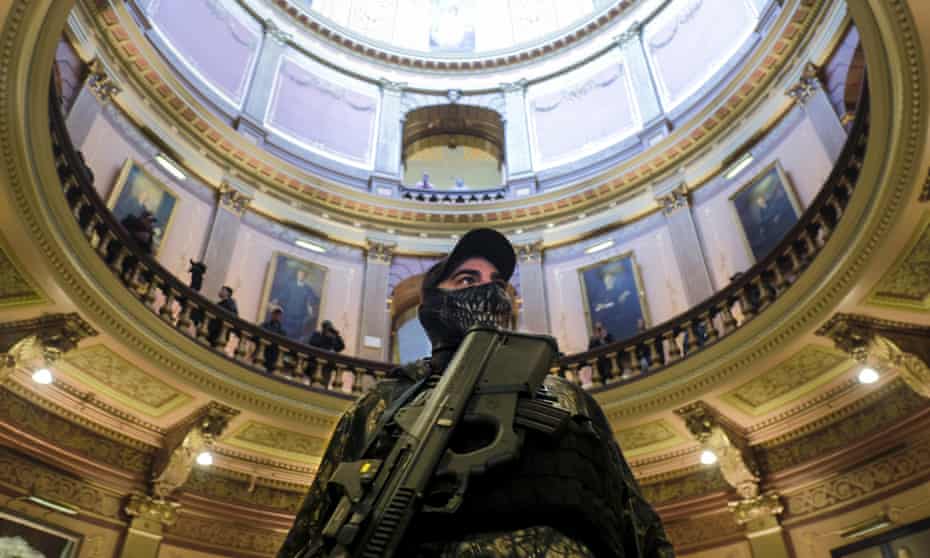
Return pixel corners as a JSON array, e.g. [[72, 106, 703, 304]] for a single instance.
[[67, 58, 122, 147], [677, 401, 791, 558], [117, 495, 179, 558], [371, 80, 406, 194], [817, 313, 930, 398], [200, 180, 253, 297], [614, 25, 667, 145], [656, 184, 715, 304], [787, 62, 848, 160], [0, 313, 98, 381], [501, 80, 535, 189], [357, 240, 395, 361], [514, 240, 549, 334], [237, 19, 292, 142]]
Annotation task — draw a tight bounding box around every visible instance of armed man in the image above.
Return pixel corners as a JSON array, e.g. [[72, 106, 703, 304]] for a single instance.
[[277, 228, 674, 558]]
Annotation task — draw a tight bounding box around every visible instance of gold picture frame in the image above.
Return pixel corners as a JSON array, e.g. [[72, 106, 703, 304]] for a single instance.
[[107, 159, 179, 256], [578, 250, 651, 342], [728, 160, 802, 263], [258, 251, 329, 341]]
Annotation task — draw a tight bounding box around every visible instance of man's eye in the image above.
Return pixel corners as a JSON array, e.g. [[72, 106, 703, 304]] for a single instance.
[[458, 276, 476, 286]]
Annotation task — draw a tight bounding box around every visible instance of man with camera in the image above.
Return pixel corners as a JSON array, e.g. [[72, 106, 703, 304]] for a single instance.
[[308, 320, 345, 354]]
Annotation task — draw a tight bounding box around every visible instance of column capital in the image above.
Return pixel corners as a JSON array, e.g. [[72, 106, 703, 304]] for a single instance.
[[786, 61, 822, 105], [0, 313, 97, 374], [262, 18, 292, 45], [500, 79, 529, 94], [87, 58, 122, 103], [515, 241, 544, 263], [613, 22, 643, 49], [366, 241, 396, 263], [729, 491, 784, 527], [124, 494, 180, 528], [218, 183, 253, 215], [657, 184, 690, 215], [379, 78, 407, 94]]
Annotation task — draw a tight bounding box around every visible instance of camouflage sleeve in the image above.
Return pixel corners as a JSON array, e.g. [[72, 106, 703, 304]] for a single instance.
[[582, 392, 676, 558], [276, 389, 388, 558]]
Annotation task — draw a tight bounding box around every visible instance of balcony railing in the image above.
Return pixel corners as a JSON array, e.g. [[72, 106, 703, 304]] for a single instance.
[[48, 77, 868, 397], [399, 185, 507, 203], [554, 86, 869, 390]]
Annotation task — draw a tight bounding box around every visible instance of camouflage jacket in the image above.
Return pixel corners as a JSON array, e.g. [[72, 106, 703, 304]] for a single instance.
[[277, 360, 675, 558]]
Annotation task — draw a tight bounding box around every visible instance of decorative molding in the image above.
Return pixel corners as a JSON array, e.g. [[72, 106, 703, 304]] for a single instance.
[[657, 184, 689, 216], [62, 345, 192, 415], [783, 436, 930, 517], [86, 58, 121, 103], [664, 511, 745, 550], [615, 419, 682, 454], [515, 241, 543, 263], [165, 514, 287, 555], [366, 240, 395, 263], [640, 468, 729, 504], [0, 446, 124, 519], [261, 17, 292, 45], [151, 402, 238, 499], [0, 232, 44, 308], [721, 345, 851, 415], [866, 213, 930, 309], [182, 468, 303, 512], [613, 22, 643, 49], [124, 493, 180, 528], [757, 382, 926, 473], [677, 401, 759, 498], [729, 491, 784, 532], [226, 420, 326, 463], [786, 61, 822, 105], [218, 182, 253, 215], [0, 389, 153, 473]]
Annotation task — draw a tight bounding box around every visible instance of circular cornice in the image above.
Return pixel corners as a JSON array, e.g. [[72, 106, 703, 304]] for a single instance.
[[85, 0, 829, 234], [263, 0, 639, 72]]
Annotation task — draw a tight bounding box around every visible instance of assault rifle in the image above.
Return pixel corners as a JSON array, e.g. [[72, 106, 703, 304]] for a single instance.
[[318, 326, 565, 557]]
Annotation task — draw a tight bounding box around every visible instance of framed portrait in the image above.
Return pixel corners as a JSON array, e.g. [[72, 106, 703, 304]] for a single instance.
[[0, 510, 82, 557], [730, 161, 802, 262], [259, 252, 327, 342], [108, 159, 179, 255], [578, 252, 650, 343]]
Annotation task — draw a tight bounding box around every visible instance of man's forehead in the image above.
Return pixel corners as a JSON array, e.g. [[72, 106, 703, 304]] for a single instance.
[[447, 256, 500, 275]]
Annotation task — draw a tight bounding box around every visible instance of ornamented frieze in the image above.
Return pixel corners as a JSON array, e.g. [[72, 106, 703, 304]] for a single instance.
[[183, 468, 304, 512], [0, 236, 43, 308], [867, 214, 930, 309], [664, 511, 745, 550], [640, 468, 728, 504], [0, 389, 152, 473], [86, 58, 121, 103], [786, 62, 822, 105], [125, 493, 180, 527], [615, 419, 682, 454], [165, 514, 287, 555], [218, 183, 253, 215], [226, 420, 326, 462]]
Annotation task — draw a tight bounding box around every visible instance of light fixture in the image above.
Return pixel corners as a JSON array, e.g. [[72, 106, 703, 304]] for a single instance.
[[700, 449, 718, 465], [515, 228, 523, 234], [387, 228, 396, 234], [451, 234, 460, 240], [154, 153, 187, 181], [724, 152, 754, 180], [546, 223, 555, 229], [858, 366, 880, 384], [419, 232, 428, 238], [27, 495, 78, 516], [32, 368, 53, 385], [840, 514, 893, 539], [353, 221, 362, 228], [585, 240, 615, 255], [577, 213, 587, 220], [321, 213, 330, 219], [195, 451, 213, 466], [295, 239, 326, 253]]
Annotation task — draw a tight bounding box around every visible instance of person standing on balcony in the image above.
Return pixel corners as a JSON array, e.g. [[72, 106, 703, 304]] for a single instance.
[[277, 228, 674, 558]]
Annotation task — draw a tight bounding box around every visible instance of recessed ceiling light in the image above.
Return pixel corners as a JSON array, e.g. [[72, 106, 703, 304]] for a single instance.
[[295, 239, 326, 253], [515, 229, 523, 234], [32, 368, 53, 385], [322, 213, 330, 219], [700, 449, 718, 465], [419, 232, 428, 238], [858, 367, 879, 384], [578, 213, 587, 219], [154, 153, 186, 181], [196, 451, 213, 466], [724, 152, 754, 180], [387, 228, 396, 234], [353, 221, 362, 227], [546, 223, 555, 228], [584, 240, 614, 254]]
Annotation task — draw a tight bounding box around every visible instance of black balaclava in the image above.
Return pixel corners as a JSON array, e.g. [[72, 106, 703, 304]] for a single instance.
[[416, 229, 516, 372]]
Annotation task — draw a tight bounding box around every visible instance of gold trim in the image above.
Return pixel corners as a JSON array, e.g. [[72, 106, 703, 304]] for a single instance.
[[0, 228, 46, 308], [865, 211, 930, 310], [577, 250, 651, 339], [728, 160, 803, 263], [106, 159, 180, 257]]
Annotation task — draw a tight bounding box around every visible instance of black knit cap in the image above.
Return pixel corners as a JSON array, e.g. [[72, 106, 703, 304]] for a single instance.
[[422, 228, 516, 291]]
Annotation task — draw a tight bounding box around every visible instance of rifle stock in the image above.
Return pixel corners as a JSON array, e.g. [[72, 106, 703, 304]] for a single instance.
[[322, 327, 558, 557]]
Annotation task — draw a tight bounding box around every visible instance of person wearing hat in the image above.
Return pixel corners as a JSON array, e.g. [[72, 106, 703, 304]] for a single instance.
[[277, 228, 673, 558]]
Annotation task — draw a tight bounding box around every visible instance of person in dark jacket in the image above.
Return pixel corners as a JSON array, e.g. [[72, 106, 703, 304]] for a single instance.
[[260, 306, 286, 372], [277, 228, 674, 558], [207, 286, 239, 346], [307, 320, 345, 353]]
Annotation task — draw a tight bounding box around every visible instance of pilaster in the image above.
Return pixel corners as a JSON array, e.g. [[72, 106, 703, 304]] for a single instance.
[[67, 58, 121, 147], [200, 179, 253, 297], [357, 239, 396, 361], [237, 19, 292, 142], [787, 62, 848, 160], [655, 183, 715, 305], [501, 79, 534, 183], [514, 239, 549, 334]]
